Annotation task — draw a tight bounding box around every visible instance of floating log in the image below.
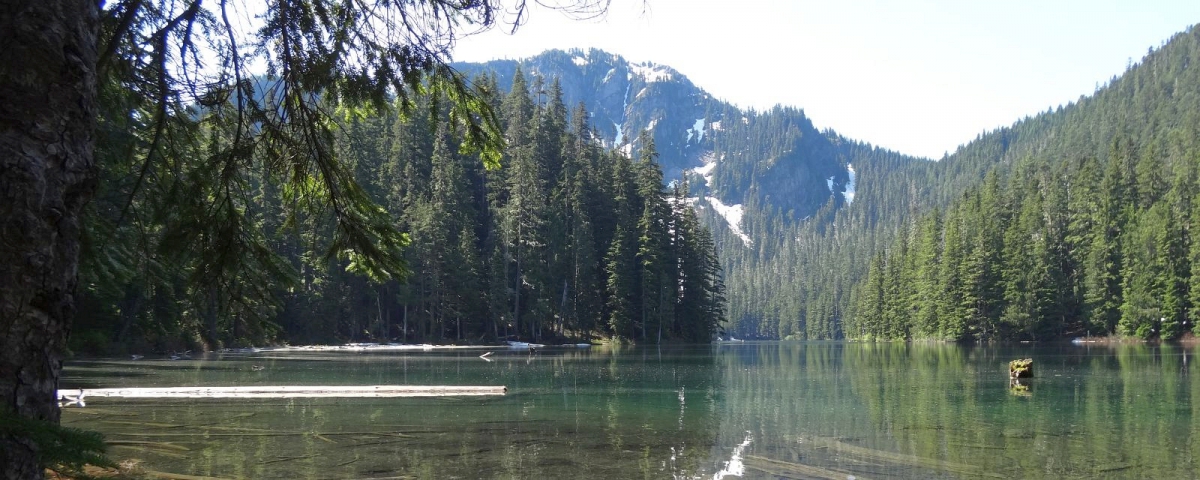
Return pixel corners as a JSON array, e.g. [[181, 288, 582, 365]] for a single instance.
[[140, 468, 233, 480], [790, 435, 1001, 479], [58, 385, 506, 402], [744, 455, 853, 480], [1008, 358, 1034, 379]]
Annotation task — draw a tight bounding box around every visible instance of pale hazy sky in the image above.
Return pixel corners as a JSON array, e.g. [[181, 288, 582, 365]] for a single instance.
[[451, 1, 1200, 159]]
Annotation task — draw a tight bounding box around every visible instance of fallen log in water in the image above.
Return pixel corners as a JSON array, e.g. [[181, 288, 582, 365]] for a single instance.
[[793, 435, 1003, 479], [59, 385, 506, 401], [140, 468, 234, 480], [744, 455, 857, 480]]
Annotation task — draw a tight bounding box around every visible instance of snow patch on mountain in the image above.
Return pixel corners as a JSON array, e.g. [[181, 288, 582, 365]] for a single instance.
[[630, 62, 673, 82], [692, 152, 717, 187], [707, 196, 752, 247], [647, 118, 658, 131], [845, 164, 856, 204], [687, 118, 705, 143], [572, 54, 588, 67], [622, 83, 630, 110], [613, 81, 631, 146], [670, 195, 699, 207], [711, 120, 723, 131]]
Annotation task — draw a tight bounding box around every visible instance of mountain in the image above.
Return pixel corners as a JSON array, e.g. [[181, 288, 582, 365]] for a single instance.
[[454, 49, 929, 338], [454, 49, 920, 235], [456, 24, 1200, 341], [457, 49, 715, 179]]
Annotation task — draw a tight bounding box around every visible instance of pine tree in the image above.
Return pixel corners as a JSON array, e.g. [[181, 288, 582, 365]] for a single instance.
[[563, 103, 603, 337], [634, 132, 671, 341], [1118, 207, 1164, 338], [1190, 187, 1200, 335], [501, 70, 550, 339], [912, 210, 944, 338], [1000, 182, 1048, 339], [1157, 210, 1188, 339], [606, 224, 639, 338], [1084, 151, 1131, 334], [853, 253, 887, 340], [939, 205, 968, 340], [959, 179, 1005, 341]]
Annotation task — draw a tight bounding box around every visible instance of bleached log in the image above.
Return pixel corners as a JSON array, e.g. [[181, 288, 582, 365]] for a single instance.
[[59, 385, 506, 400]]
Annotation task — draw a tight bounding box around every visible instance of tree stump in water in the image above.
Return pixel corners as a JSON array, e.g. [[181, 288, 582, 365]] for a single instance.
[[1009, 358, 1034, 379], [1009, 378, 1032, 397]]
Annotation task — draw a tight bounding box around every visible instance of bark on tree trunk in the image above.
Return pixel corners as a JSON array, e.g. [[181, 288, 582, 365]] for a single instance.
[[0, 0, 98, 477]]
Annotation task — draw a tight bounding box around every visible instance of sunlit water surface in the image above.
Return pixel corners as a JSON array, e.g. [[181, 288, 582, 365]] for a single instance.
[[62, 342, 1200, 479]]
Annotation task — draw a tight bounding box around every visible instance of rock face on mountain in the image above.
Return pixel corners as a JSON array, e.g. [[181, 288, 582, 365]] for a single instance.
[[457, 50, 709, 177], [455, 48, 894, 228]]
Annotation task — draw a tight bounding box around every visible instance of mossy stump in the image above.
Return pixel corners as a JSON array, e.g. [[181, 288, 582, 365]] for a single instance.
[[1009, 358, 1033, 379], [1009, 380, 1031, 397]]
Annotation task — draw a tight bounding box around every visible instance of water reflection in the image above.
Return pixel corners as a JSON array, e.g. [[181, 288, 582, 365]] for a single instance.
[[63, 346, 722, 478], [712, 342, 1200, 479], [61, 343, 1200, 478]]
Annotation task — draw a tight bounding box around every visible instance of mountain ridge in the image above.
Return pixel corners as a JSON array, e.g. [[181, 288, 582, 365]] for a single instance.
[[453, 48, 922, 234]]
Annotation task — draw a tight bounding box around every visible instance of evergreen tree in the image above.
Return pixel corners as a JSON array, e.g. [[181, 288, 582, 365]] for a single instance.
[[912, 210, 944, 338], [634, 132, 671, 341], [606, 224, 639, 338]]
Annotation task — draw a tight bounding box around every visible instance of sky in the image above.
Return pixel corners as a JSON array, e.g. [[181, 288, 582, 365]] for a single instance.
[[451, 1, 1200, 159]]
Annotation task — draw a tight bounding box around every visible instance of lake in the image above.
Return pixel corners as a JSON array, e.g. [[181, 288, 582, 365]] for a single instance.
[[61, 342, 1200, 479]]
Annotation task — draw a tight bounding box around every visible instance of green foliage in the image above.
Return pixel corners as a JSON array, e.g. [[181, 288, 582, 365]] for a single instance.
[[0, 409, 114, 477], [73, 0, 582, 351], [81, 66, 726, 345]]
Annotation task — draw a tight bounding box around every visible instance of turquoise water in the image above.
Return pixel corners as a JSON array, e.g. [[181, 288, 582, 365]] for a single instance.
[[61, 343, 1200, 479]]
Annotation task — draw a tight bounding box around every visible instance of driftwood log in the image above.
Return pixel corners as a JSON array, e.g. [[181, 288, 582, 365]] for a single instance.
[[58, 385, 506, 403]]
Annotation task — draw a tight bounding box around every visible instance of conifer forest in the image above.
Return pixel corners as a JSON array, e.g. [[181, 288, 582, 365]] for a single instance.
[[68, 25, 1200, 348], [74, 70, 726, 350], [721, 27, 1200, 343]]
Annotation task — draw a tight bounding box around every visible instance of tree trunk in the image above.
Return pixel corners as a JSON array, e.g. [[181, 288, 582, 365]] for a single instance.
[[0, 0, 98, 477], [513, 230, 522, 339], [114, 284, 144, 342]]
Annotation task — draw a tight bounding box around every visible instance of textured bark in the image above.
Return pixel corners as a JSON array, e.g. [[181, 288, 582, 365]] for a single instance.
[[0, 0, 98, 477]]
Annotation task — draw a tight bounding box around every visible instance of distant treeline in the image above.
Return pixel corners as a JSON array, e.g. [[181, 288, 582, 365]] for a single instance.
[[850, 144, 1199, 341], [720, 26, 1200, 341]]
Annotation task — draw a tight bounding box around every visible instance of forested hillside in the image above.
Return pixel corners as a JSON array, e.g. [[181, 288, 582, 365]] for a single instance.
[[844, 27, 1200, 340], [75, 71, 725, 351], [843, 26, 1200, 341], [455, 49, 925, 338]]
